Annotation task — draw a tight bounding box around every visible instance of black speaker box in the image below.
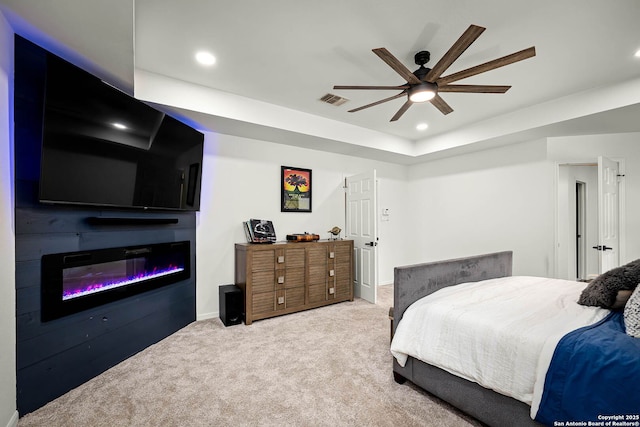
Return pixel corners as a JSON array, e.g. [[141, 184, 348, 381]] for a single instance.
[[219, 284, 243, 326]]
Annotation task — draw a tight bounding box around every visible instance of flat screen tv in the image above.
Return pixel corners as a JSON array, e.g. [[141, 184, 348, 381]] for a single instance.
[[35, 39, 204, 211]]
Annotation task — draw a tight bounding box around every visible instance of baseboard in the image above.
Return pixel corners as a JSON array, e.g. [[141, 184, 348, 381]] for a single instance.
[[197, 310, 218, 321], [4, 410, 18, 427]]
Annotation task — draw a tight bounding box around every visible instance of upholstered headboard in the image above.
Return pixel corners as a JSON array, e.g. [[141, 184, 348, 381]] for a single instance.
[[393, 251, 513, 332]]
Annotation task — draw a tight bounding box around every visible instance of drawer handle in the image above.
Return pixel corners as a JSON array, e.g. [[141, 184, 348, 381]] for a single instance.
[[278, 276, 285, 284], [278, 256, 285, 263], [329, 287, 335, 295], [329, 252, 335, 259], [278, 296, 285, 305], [329, 270, 335, 277]]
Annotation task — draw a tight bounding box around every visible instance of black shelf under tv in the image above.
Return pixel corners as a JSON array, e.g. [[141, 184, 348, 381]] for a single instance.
[[86, 217, 179, 226]]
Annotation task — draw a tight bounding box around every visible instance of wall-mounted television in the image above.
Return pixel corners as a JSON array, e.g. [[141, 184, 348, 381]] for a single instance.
[[25, 36, 204, 211]]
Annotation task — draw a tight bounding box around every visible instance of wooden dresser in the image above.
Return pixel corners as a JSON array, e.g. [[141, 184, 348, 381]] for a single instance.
[[234, 240, 354, 324]]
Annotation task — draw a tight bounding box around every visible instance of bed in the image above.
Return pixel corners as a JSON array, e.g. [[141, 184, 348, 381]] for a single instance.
[[390, 251, 640, 427]]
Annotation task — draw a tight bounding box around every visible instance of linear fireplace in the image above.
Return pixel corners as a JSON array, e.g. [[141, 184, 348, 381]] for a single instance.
[[41, 241, 191, 321]]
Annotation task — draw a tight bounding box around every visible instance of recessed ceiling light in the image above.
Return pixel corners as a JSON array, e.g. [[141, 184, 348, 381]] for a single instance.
[[113, 122, 127, 130], [635, 49, 640, 58], [416, 123, 429, 131], [195, 51, 216, 66]]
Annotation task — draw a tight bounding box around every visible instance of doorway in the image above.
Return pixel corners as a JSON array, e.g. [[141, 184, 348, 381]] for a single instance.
[[557, 164, 598, 280], [575, 181, 586, 279], [556, 158, 625, 280]]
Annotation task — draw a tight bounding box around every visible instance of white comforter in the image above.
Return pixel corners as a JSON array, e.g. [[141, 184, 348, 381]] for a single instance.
[[390, 276, 607, 415]]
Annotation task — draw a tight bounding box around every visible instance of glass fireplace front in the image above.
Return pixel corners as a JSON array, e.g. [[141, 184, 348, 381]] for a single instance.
[[41, 241, 190, 321]]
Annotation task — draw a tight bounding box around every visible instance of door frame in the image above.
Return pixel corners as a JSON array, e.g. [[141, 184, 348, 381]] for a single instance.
[[553, 159, 626, 278], [344, 170, 379, 303]]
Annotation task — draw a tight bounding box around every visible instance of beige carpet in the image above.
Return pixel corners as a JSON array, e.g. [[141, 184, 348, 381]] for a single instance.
[[18, 285, 482, 426]]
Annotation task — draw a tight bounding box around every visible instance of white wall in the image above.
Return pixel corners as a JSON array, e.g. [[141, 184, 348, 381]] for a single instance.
[[405, 139, 556, 277], [195, 133, 409, 319], [400, 133, 640, 281], [0, 11, 18, 427]]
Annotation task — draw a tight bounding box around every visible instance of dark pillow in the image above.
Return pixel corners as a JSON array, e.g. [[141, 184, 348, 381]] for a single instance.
[[578, 259, 640, 309]]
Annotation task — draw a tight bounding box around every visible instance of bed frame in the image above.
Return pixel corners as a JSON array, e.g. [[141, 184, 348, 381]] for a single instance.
[[392, 251, 542, 427]]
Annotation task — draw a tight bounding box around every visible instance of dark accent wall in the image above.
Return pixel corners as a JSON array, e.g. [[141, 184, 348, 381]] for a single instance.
[[14, 35, 197, 415]]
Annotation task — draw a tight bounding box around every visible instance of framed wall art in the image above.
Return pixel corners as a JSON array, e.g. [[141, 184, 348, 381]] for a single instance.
[[281, 166, 312, 212]]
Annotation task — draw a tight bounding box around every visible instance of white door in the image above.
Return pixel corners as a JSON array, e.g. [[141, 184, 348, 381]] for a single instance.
[[597, 156, 620, 273], [346, 170, 378, 303]]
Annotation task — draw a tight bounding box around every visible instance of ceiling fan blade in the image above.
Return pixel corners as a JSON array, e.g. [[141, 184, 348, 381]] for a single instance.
[[372, 48, 422, 85], [438, 84, 511, 93], [430, 95, 453, 115], [348, 92, 406, 113], [390, 100, 413, 122], [437, 46, 536, 85], [424, 24, 486, 83], [333, 85, 410, 90]]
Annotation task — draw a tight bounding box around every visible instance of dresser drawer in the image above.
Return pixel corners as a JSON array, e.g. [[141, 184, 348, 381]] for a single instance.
[[252, 291, 275, 317], [252, 270, 275, 294], [251, 251, 275, 271]]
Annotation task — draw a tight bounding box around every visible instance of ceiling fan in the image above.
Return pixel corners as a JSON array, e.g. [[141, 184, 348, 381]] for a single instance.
[[333, 25, 536, 121]]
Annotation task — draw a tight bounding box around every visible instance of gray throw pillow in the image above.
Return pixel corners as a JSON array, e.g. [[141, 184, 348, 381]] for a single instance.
[[577, 259, 640, 309], [624, 286, 640, 338]]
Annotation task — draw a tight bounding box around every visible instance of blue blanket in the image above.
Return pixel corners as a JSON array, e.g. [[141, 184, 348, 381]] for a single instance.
[[535, 312, 640, 425]]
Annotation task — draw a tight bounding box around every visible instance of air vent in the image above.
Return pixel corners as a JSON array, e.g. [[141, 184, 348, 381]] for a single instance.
[[319, 93, 349, 106]]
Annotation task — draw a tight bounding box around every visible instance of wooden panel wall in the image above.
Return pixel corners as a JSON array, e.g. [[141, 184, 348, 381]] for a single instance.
[[14, 35, 197, 415]]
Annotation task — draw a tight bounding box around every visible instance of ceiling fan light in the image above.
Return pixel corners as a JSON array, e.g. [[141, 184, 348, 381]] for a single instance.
[[408, 82, 437, 103]]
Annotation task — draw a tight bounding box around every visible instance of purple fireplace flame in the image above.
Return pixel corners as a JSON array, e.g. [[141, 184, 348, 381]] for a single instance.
[[62, 260, 185, 301]]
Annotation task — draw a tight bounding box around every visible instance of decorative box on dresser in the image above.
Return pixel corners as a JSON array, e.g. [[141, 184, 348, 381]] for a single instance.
[[234, 240, 354, 324]]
